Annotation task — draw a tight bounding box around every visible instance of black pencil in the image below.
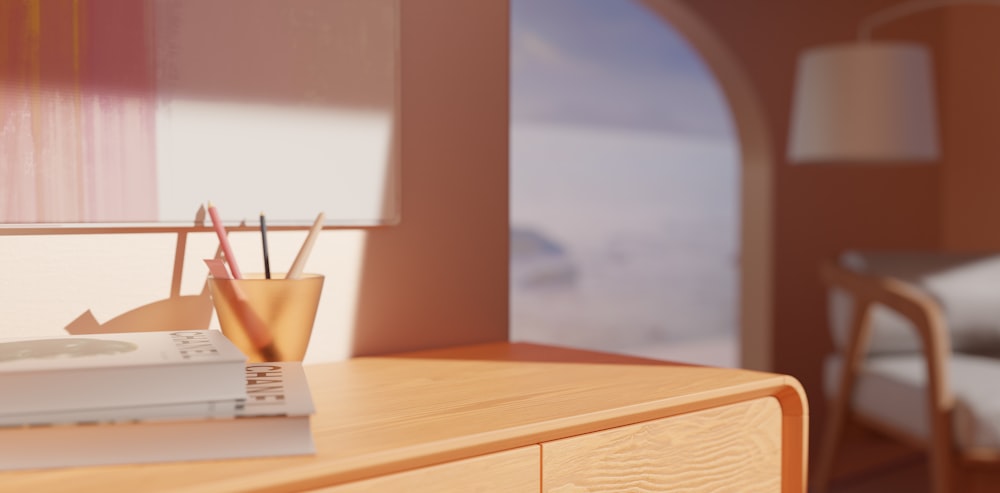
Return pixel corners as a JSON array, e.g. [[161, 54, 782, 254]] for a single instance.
[[260, 212, 272, 279]]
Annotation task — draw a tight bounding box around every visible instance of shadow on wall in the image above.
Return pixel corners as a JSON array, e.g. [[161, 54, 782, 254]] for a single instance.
[[64, 232, 220, 335]]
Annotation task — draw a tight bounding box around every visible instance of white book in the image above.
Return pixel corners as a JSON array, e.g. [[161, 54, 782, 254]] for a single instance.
[[0, 397, 243, 427], [0, 330, 247, 415], [0, 362, 315, 470]]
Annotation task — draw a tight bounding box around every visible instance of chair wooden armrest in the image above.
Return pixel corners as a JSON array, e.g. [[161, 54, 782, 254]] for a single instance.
[[814, 260, 955, 493]]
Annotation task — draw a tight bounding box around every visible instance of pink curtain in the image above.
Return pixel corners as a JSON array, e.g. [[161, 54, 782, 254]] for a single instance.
[[0, 0, 157, 223]]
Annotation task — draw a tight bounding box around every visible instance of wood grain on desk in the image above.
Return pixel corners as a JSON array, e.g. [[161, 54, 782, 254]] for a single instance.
[[1, 342, 807, 492], [543, 397, 782, 492]]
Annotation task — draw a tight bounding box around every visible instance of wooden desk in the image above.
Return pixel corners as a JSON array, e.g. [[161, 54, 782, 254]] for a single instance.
[[1, 343, 808, 492]]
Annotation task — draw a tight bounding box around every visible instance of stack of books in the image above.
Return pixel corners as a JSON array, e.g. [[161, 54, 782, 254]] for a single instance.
[[0, 330, 315, 471]]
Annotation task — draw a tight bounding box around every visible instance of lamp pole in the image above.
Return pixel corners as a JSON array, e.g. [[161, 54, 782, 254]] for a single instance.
[[858, 0, 1000, 41]]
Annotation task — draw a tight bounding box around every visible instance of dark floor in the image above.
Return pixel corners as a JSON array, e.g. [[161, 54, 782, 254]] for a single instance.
[[827, 456, 929, 493], [817, 424, 929, 493]]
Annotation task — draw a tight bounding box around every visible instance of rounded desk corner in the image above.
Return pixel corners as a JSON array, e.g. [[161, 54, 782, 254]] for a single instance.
[[773, 375, 809, 417]]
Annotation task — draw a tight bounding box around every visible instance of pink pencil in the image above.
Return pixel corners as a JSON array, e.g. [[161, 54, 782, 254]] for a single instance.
[[204, 258, 279, 360], [207, 201, 243, 279]]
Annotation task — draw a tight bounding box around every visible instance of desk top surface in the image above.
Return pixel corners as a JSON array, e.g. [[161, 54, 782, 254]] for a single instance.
[[1, 342, 806, 493]]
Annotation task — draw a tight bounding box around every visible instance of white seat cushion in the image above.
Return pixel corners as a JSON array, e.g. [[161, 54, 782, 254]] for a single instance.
[[829, 251, 1000, 354], [825, 353, 1000, 451]]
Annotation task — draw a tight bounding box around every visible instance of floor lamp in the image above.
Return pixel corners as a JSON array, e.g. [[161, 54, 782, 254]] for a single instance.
[[782, 0, 987, 164]]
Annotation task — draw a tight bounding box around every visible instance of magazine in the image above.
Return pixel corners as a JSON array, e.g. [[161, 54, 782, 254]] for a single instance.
[[0, 330, 247, 415], [0, 362, 314, 470]]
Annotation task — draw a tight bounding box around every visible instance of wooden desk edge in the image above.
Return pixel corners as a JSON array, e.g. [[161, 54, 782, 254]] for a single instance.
[[181, 373, 809, 493]]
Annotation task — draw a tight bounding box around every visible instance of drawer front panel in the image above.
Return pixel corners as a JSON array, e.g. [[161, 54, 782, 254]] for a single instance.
[[316, 445, 540, 493], [543, 397, 782, 493]]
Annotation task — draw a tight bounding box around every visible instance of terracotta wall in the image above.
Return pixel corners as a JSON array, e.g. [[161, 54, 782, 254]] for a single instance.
[[351, 0, 511, 355], [940, 7, 1000, 249]]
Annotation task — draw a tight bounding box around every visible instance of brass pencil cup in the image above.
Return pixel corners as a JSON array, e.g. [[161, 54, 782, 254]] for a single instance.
[[208, 274, 324, 362]]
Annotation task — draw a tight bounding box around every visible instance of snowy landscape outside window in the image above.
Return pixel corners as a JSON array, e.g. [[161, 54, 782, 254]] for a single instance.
[[509, 0, 740, 366]]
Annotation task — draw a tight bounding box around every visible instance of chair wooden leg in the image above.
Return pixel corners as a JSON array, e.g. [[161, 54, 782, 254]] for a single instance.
[[813, 297, 875, 493], [928, 413, 954, 493]]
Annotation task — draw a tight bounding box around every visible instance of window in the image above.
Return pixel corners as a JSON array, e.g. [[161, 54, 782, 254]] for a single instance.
[[509, 0, 739, 366]]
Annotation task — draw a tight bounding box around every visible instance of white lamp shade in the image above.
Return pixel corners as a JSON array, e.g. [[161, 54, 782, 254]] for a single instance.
[[787, 42, 940, 163]]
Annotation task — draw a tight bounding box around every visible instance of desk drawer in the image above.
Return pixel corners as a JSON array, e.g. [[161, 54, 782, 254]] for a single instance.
[[542, 397, 782, 493], [315, 445, 540, 493]]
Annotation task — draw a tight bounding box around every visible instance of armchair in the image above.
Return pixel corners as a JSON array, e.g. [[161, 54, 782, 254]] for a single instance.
[[815, 251, 1000, 493]]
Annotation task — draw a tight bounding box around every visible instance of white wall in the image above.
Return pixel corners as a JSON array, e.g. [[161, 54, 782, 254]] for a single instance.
[[0, 0, 510, 362]]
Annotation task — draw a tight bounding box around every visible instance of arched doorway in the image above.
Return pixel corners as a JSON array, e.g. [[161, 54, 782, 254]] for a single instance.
[[509, 0, 772, 369]]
